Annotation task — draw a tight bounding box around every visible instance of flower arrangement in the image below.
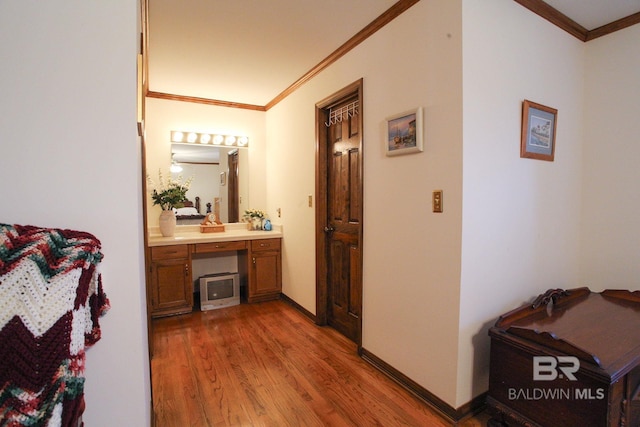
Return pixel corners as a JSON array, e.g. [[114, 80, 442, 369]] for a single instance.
[[147, 169, 193, 211], [243, 209, 268, 230], [242, 208, 267, 221]]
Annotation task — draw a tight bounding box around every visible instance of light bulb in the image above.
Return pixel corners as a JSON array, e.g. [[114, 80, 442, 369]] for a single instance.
[[238, 136, 248, 146], [200, 133, 211, 144], [171, 131, 183, 142], [225, 136, 236, 146], [213, 135, 224, 145], [187, 132, 198, 143]]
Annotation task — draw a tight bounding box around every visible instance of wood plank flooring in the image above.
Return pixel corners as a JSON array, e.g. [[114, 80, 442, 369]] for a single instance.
[[151, 300, 489, 426]]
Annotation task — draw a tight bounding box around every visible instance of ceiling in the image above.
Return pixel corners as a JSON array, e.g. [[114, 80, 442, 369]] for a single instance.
[[147, 0, 640, 108], [148, 0, 397, 106]]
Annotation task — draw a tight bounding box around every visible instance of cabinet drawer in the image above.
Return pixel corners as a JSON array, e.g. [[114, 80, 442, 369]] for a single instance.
[[151, 245, 189, 260], [194, 240, 247, 253], [251, 238, 281, 251]]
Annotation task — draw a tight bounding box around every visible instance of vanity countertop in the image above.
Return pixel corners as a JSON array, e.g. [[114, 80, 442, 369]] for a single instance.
[[148, 223, 283, 247]]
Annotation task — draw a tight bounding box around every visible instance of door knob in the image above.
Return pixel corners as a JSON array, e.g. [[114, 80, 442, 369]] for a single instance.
[[324, 225, 335, 233]]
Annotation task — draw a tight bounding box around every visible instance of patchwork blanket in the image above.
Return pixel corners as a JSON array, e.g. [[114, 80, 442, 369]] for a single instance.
[[0, 224, 110, 427]]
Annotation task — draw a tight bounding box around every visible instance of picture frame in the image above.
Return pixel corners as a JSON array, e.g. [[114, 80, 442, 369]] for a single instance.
[[219, 171, 226, 186], [520, 100, 557, 161], [385, 107, 423, 156]]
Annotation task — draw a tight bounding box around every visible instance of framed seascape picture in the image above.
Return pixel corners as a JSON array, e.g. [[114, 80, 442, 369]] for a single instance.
[[385, 107, 423, 156], [520, 100, 557, 161]]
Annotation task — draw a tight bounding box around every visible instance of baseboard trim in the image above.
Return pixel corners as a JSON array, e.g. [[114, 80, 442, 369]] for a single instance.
[[280, 293, 317, 323], [282, 296, 485, 422], [360, 348, 486, 424]]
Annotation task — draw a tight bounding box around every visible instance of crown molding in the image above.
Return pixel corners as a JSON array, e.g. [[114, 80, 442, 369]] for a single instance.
[[265, 0, 419, 111], [586, 11, 640, 41], [513, 0, 587, 40], [146, 91, 266, 111], [514, 0, 640, 42]]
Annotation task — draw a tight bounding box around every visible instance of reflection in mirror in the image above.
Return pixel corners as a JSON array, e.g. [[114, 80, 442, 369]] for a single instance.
[[171, 143, 248, 224]]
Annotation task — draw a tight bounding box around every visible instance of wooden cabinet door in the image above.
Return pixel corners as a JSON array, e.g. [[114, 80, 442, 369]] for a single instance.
[[246, 239, 282, 303], [251, 251, 280, 296], [150, 258, 192, 317]]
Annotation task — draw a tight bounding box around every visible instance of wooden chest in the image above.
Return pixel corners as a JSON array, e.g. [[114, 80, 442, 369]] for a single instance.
[[486, 288, 640, 427]]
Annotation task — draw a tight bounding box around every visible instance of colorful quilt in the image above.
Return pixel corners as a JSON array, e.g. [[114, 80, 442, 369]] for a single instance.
[[0, 224, 110, 427]]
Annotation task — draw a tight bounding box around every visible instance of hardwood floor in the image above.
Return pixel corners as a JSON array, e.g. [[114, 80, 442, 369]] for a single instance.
[[151, 300, 489, 426]]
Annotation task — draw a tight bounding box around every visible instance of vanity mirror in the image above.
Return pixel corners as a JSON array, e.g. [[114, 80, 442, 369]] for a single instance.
[[170, 143, 249, 223]]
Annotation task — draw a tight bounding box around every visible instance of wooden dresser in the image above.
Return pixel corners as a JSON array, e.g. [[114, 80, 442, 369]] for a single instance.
[[487, 287, 640, 427]]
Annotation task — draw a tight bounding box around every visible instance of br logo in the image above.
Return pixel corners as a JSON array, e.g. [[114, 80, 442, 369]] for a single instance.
[[533, 356, 579, 381]]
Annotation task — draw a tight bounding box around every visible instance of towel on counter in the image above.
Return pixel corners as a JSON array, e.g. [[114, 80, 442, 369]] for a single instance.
[[0, 223, 110, 427]]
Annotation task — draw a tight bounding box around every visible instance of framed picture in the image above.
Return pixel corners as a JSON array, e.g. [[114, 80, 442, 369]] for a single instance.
[[219, 171, 226, 186], [385, 107, 423, 156], [520, 100, 557, 161]]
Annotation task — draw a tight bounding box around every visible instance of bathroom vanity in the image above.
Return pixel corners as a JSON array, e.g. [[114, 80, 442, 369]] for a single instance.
[[147, 223, 283, 318]]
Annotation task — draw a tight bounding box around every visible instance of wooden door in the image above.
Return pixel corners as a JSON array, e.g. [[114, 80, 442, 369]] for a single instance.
[[316, 80, 363, 345], [228, 150, 239, 222]]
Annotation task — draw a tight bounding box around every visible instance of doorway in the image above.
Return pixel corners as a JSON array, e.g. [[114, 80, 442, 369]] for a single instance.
[[315, 79, 364, 346]]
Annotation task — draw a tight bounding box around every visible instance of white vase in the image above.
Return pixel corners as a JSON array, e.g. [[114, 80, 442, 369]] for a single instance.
[[250, 217, 263, 231], [159, 210, 176, 237]]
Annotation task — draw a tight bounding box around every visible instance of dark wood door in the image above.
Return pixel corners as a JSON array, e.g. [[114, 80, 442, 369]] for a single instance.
[[322, 91, 363, 343], [228, 150, 239, 222]]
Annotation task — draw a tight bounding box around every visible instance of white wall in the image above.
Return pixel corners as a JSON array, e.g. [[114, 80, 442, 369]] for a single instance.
[[458, 0, 585, 406], [0, 1, 150, 426], [580, 24, 640, 290], [266, 0, 464, 406], [145, 98, 266, 227]]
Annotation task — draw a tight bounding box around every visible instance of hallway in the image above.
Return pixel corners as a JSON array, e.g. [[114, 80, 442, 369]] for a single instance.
[[151, 300, 489, 426]]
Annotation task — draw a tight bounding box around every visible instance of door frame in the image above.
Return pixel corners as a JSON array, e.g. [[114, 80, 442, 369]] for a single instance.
[[314, 78, 364, 347]]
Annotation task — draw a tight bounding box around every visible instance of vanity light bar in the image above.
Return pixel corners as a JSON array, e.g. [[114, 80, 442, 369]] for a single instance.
[[170, 131, 249, 147]]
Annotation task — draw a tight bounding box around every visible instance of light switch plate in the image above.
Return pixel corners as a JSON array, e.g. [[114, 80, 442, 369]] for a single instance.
[[433, 190, 443, 213]]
